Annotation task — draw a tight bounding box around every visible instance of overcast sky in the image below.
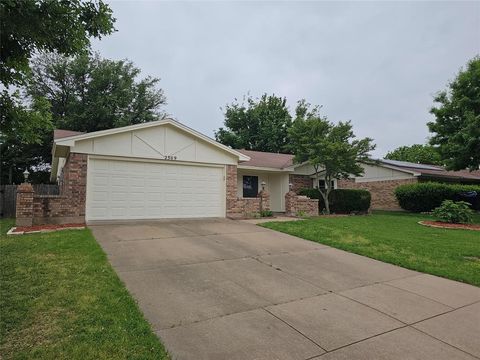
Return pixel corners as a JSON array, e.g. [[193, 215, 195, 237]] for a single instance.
[[93, 1, 480, 157]]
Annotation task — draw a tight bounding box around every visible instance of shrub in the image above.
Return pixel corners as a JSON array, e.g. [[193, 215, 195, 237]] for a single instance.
[[432, 200, 473, 223], [395, 182, 480, 212], [260, 210, 273, 217], [298, 188, 371, 214]]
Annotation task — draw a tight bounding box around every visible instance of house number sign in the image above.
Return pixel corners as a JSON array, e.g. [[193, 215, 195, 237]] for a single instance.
[[164, 155, 177, 160]]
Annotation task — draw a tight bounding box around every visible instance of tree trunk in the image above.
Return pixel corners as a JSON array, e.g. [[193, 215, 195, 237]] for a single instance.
[[324, 192, 330, 214], [322, 174, 332, 215]]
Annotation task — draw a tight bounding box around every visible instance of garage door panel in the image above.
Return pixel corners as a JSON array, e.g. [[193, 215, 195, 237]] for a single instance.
[[87, 158, 224, 220]]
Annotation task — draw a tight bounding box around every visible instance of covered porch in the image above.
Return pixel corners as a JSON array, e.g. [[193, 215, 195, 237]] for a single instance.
[[236, 167, 290, 212]]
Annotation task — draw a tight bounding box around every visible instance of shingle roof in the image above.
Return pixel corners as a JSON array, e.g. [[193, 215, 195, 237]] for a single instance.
[[235, 151, 480, 181], [236, 149, 294, 169], [379, 159, 480, 182], [53, 129, 85, 140]]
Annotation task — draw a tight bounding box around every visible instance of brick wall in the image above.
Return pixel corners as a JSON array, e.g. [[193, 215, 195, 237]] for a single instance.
[[337, 178, 417, 210], [289, 174, 313, 193], [16, 153, 87, 226], [16, 183, 34, 226], [226, 164, 270, 218], [285, 191, 319, 217]]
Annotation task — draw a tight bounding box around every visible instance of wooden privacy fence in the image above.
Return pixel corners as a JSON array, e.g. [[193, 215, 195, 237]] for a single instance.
[[0, 184, 59, 218]]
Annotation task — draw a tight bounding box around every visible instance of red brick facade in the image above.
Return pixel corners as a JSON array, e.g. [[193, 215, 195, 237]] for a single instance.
[[16, 153, 87, 226], [337, 178, 417, 210], [289, 174, 313, 193], [285, 190, 319, 217], [226, 165, 270, 218]]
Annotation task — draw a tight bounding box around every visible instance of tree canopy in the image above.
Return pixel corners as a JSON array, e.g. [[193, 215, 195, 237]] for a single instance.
[[428, 57, 480, 171], [27, 53, 167, 132], [215, 94, 293, 153], [0, 0, 116, 184], [385, 144, 442, 165], [288, 101, 375, 214], [0, 0, 115, 87], [1, 52, 167, 184]]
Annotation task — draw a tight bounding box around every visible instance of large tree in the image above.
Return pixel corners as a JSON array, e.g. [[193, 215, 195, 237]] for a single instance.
[[27, 53, 167, 132], [0, 92, 52, 183], [288, 101, 375, 214], [215, 93, 293, 153], [428, 57, 480, 171], [0, 0, 115, 184], [385, 144, 442, 165], [1, 53, 167, 184]]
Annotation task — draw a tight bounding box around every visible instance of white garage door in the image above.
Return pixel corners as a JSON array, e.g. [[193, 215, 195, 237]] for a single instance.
[[87, 158, 225, 221]]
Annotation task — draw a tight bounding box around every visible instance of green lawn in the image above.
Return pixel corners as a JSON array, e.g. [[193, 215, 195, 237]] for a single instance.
[[0, 219, 169, 360], [262, 211, 480, 287]]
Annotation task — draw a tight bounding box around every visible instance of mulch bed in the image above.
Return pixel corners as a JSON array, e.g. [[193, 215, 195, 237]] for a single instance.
[[8, 223, 85, 235], [419, 221, 480, 231]]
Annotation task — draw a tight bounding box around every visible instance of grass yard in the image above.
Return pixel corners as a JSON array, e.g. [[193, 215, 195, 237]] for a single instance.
[[0, 219, 169, 360], [262, 211, 480, 287]]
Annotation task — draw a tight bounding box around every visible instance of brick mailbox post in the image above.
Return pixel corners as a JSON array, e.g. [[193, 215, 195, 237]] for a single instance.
[[16, 183, 34, 227]]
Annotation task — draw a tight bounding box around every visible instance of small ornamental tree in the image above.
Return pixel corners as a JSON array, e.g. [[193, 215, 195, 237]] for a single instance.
[[288, 102, 375, 214]]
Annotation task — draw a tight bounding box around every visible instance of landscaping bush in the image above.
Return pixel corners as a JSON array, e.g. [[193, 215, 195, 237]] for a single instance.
[[298, 188, 371, 214], [394, 182, 480, 212], [432, 200, 473, 224], [260, 210, 273, 217]]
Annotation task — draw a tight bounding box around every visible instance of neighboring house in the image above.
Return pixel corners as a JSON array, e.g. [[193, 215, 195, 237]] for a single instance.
[[16, 119, 480, 225], [338, 160, 480, 210]]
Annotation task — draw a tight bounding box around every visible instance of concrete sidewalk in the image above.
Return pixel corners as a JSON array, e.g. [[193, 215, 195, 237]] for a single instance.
[[91, 219, 480, 360]]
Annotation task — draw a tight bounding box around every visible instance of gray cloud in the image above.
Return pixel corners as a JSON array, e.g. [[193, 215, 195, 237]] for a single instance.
[[93, 1, 480, 157]]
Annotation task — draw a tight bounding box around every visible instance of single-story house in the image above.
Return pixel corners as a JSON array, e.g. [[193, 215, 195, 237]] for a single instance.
[[15, 119, 480, 225], [17, 119, 318, 225]]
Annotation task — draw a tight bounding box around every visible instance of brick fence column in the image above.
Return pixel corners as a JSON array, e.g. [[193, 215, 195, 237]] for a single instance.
[[16, 183, 34, 227], [285, 190, 296, 216], [259, 189, 270, 212]]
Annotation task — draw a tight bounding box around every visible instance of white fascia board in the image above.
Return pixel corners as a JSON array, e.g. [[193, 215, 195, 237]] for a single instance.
[[237, 165, 293, 172], [53, 118, 250, 162]]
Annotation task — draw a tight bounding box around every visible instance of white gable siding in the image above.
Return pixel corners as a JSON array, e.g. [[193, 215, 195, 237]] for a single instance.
[[71, 124, 237, 165], [354, 164, 415, 182]]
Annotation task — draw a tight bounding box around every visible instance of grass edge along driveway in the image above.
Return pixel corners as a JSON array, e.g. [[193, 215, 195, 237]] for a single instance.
[[262, 211, 480, 287], [0, 219, 169, 360]]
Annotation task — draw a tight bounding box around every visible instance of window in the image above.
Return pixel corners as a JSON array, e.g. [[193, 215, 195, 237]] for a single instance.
[[318, 179, 335, 190], [243, 176, 258, 198]]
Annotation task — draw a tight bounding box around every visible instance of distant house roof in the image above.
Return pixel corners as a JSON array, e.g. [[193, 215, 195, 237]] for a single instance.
[[378, 159, 480, 182], [236, 149, 294, 169], [53, 129, 85, 140], [235, 151, 480, 181]]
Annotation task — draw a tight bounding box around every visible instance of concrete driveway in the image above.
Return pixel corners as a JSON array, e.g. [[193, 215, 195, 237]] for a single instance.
[[90, 219, 480, 360]]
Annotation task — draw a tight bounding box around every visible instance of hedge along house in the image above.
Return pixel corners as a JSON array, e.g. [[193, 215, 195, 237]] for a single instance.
[[16, 119, 319, 226]]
